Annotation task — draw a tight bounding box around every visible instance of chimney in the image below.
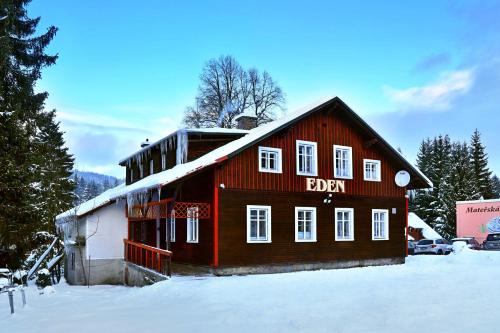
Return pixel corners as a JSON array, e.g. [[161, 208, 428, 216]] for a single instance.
[[235, 114, 257, 130], [141, 138, 150, 148]]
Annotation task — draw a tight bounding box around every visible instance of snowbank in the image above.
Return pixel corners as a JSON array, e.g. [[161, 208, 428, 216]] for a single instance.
[[3, 250, 500, 333]]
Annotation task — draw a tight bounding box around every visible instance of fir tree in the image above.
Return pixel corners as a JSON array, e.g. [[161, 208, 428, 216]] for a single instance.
[[470, 129, 494, 199], [33, 110, 75, 233], [0, 1, 72, 268], [491, 175, 500, 198], [411, 133, 492, 239], [441, 142, 480, 237]]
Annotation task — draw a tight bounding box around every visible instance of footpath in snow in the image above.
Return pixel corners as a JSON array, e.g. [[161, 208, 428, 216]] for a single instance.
[[2, 247, 500, 333]]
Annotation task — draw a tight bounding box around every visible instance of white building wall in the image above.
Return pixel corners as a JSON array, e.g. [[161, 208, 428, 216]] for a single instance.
[[85, 200, 127, 260]]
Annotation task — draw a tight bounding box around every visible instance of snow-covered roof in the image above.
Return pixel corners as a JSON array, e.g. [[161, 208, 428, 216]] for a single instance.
[[408, 212, 442, 240], [56, 183, 127, 222], [118, 97, 430, 194], [57, 96, 432, 222], [456, 198, 500, 204], [118, 127, 249, 165]]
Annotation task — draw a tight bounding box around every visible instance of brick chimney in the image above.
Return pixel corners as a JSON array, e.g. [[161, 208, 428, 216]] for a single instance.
[[235, 114, 257, 130]]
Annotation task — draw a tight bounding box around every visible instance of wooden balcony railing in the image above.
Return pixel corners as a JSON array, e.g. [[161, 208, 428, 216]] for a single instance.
[[127, 198, 211, 221], [127, 198, 172, 221], [124, 239, 172, 277]]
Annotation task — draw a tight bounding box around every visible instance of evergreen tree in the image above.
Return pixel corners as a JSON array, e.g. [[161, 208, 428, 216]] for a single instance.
[[74, 175, 87, 204], [34, 110, 75, 233], [0, 1, 72, 268], [441, 142, 480, 237], [491, 175, 500, 198], [102, 178, 111, 191], [470, 129, 494, 199], [411, 134, 488, 239]]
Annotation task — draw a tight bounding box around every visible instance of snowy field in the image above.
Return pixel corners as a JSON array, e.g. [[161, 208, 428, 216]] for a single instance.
[[2, 247, 500, 333]]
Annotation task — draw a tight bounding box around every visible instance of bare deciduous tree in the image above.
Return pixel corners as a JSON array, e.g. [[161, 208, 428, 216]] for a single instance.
[[183, 55, 285, 128]]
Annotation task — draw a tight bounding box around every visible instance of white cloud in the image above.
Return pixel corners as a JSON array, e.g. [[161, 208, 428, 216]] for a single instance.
[[53, 107, 180, 177], [383, 69, 475, 111]]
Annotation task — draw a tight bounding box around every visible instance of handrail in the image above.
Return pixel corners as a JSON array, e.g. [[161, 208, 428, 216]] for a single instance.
[[124, 239, 172, 277]]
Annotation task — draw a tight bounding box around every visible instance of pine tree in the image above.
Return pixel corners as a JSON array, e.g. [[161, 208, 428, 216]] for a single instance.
[[0, 1, 72, 268], [470, 129, 494, 199]]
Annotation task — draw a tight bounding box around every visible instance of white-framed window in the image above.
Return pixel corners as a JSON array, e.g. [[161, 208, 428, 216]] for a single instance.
[[295, 207, 317, 242], [169, 210, 176, 242], [149, 159, 154, 175], [296, 140, 318, 176], [364, 159, 381, 182], [334, 145, 353, 179], [186, 207, 198, 243], [247, 205, 271, 243], [372, 209, 389, 240], [258, 147, 282, 173], [335, 208, 354, 241], [139, 163, 144, 179], [161, 153, 167, 171]]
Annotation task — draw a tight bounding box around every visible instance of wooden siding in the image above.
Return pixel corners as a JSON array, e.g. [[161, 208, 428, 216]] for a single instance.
[[218, 189, 406, 266], [125, 133, 244, 185], [216, 107, 406, 197], [167, 169, 214, 266]]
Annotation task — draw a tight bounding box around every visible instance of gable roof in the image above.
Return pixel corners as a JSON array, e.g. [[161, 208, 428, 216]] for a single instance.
[[56, 96, 432, 220], [120, 96, 431, 194]]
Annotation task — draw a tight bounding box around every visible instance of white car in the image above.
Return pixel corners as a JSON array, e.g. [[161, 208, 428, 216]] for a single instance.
[[415, 239, 452, 255]]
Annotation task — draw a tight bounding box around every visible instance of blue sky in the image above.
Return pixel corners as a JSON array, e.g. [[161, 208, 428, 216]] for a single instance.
[[30, 0, 500, 178]]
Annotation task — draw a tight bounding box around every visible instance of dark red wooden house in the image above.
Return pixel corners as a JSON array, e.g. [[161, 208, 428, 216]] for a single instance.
[[119, 96, 431, 275]]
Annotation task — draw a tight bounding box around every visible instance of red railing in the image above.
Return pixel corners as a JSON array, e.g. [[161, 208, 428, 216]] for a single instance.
[[124, 239, 172, 277], [127, 199, 211, 221], [127, 198, 172, 221]]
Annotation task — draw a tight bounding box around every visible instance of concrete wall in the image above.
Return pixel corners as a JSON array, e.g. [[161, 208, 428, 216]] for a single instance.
[[64, 247, 125, 286]]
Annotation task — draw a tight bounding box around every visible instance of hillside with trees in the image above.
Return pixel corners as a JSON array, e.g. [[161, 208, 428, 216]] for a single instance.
[[72, 171, 123, 205]]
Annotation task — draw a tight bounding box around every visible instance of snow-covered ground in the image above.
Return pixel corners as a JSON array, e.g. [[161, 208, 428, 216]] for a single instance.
[[2, 247, 500, 333]]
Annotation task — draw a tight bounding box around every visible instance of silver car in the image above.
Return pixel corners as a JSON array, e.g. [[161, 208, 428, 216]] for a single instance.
[[415, 239, 452, 255], [483, 233, 500, 251]]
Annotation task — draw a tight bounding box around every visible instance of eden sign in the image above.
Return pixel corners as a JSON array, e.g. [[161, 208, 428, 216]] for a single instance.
[[306, 178, 346, 193]]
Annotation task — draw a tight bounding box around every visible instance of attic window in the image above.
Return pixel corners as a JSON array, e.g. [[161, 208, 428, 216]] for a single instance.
[[258, 147, 282, 173], [296, 140, 318, 176]]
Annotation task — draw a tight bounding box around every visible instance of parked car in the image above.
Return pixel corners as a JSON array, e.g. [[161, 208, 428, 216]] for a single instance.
[[483, 233, 500, 251], [451, 237, 481, 250], [407, 240, 416, 255], [415, 239, 452, 255]]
